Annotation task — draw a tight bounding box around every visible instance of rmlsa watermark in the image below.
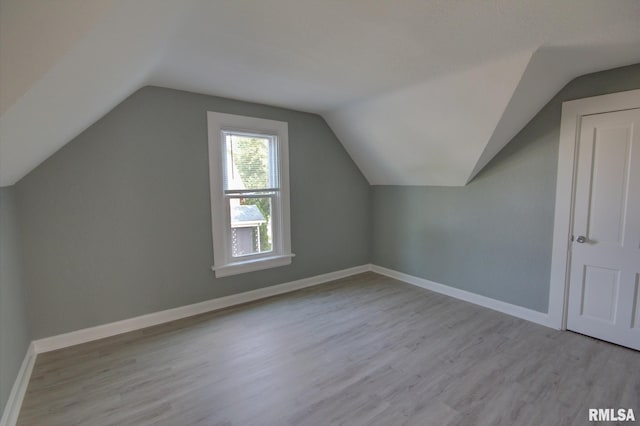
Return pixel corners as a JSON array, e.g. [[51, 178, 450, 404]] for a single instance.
[[589, 408, 635, 422]]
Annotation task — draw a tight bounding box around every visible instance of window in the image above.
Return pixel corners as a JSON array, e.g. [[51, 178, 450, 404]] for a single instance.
[[207, 112, 293, 277]]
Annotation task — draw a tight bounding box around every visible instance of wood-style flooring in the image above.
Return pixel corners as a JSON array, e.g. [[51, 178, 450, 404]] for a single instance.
[[17, 273, 640, 425]]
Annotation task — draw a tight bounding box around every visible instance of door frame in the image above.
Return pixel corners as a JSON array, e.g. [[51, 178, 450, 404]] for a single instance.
[[548, 88, 640, 330]]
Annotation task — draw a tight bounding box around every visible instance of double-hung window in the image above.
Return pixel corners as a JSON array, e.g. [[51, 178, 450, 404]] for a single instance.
[[207, 112, 292, 277]]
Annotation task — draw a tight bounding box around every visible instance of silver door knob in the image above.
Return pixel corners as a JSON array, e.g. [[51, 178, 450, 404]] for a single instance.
[[576, 236, 587, 243]]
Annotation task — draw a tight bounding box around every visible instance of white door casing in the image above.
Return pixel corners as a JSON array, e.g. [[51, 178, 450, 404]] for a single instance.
[[566, 108, 640, 350], [549, 89, 640, 348]]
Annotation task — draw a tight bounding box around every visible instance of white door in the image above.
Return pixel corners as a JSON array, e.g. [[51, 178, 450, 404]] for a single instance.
[[566, 108, 640, 350]]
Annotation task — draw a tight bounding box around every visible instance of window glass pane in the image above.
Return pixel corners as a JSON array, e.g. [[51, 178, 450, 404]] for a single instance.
[[223, 133, 276, 190], [229, 197, 273, 257]]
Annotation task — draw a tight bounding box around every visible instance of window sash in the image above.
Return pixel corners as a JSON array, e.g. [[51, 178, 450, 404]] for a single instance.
[[221, 131, 279, 192], [220, 129, 281, 263], [223, 191, 282, 263]]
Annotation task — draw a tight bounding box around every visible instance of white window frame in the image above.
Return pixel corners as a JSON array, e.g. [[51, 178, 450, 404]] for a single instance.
[[207, 111, 293, 278]]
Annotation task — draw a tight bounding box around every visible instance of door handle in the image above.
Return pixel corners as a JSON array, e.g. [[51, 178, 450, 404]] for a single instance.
[[576, 235, 587, 243]]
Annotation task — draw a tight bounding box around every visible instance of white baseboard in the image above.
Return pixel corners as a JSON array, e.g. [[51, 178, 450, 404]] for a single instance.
[[9, 262, 552, 425], [371, 265, 552, 328], [0, 343, 36, 426], [33, 264, 371, 354], [32, 263, 553, 354]]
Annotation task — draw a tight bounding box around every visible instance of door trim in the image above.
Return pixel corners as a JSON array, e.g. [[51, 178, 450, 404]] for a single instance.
[[549, 89, 640, 330]]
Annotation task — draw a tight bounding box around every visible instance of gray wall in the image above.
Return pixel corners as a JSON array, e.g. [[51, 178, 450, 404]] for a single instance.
[[0, 186, 31, 412], [10, 65, 640, 340], [372, 63, 640, 313], [16, 87, 371, 339]]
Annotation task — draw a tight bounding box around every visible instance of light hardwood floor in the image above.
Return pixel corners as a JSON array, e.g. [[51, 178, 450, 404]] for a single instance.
[[17, 273, 640, 425]]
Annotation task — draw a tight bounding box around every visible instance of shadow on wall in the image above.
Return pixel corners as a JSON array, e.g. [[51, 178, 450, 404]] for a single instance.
[[0, 186, 31, 413], [372, 63, 640, 314], [15, 86, 371, 339]]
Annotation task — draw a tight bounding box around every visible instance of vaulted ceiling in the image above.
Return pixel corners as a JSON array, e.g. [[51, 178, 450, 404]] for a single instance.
[[1, 0, 639, 187]]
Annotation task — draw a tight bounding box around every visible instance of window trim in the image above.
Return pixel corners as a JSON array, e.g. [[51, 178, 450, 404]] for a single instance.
[[207, 112, 292, 278]]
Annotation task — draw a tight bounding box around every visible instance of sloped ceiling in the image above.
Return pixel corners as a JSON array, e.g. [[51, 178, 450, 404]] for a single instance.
[[1, 0, 639, 187]]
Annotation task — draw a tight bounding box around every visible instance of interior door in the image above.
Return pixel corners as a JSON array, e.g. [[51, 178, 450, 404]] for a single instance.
[[566, 108, 640, 350]]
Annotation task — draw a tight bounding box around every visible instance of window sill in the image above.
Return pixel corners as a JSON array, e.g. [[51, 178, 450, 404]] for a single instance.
[[212, 254, 295, 278]]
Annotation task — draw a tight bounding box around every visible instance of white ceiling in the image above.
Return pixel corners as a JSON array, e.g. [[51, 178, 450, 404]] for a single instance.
[[1, 0, 639, 187]]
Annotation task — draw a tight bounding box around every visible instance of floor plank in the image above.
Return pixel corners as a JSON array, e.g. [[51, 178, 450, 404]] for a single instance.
[[17, 273, 640, 425]]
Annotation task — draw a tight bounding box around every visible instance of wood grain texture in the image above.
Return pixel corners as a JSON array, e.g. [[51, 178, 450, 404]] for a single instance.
[[17, 273, 640, 425]]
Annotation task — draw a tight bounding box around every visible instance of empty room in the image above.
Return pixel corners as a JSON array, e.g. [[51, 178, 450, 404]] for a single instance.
[[1, 1, 639, 425]]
